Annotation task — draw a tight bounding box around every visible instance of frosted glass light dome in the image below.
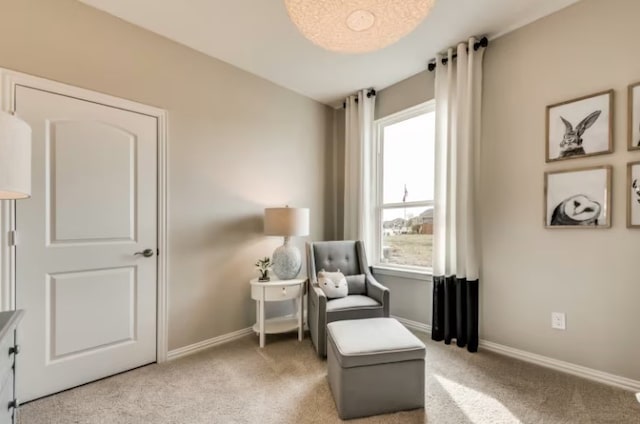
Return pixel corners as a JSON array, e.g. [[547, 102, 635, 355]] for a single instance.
[[284, 0, 436, 53]]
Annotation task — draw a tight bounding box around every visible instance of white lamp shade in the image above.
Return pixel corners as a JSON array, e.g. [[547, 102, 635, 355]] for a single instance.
[[284, 0, 435, 53], [0, 111, 31, 199], [264, 207, 309, 237]]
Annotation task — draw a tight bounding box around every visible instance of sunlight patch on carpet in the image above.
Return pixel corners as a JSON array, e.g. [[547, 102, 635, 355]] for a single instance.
[[435, 375, 522, 424]]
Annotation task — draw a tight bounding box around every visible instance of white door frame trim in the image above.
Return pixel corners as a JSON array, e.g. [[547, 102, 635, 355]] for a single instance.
[[0, 68, 170, 363]]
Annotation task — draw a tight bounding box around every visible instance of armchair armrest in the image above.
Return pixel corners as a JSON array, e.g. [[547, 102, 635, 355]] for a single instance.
[[365, 273, 390, 317], [307, 280, 327, 356], [309, 280, 327, 306]]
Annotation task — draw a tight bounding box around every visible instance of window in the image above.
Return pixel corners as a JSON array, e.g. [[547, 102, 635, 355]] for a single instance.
[[373, 101, 435, 272]]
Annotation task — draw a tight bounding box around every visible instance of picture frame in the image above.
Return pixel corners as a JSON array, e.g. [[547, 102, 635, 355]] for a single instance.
[[628, 82, 640, 151], [544, 165, 612, 229], [546, 90, 613, 162], [627, 161, 640, 228]]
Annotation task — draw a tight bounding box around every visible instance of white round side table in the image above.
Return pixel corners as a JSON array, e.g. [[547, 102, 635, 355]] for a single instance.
[[250, 277, 307, 348]]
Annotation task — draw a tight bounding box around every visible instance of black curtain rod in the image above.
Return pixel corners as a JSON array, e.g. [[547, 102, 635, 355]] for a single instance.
[[427, 36, 488, 72], [342, 89, 376, 109]]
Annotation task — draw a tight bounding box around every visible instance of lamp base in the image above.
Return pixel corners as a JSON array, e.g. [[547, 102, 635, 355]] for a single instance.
[[272, 240, 301, 280]]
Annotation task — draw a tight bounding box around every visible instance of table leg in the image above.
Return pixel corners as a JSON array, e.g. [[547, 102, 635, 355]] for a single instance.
[[297, 291, 303, 341], [259, 297, 265, 348], [255, 300, 260, 336]]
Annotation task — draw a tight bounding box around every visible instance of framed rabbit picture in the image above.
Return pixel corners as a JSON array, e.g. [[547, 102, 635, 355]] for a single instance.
[[628, 161, 640, 228], [546, 90, 613, 162], [544, 166, 612, 229], [628, 82, 640, 151]]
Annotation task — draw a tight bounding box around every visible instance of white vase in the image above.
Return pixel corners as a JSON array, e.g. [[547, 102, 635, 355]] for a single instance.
[[272, 238, 301, 280]]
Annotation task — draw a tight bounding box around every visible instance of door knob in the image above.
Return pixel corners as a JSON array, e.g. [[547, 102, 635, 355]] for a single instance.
[[134, 249, 154, 258]]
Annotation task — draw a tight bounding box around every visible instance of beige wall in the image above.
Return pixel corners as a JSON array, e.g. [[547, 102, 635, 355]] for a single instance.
[[482, 0, 639, 381], [375, 71, 435, 120], [0, 0, 334, 351], [375, 274, 431, 324], [374, 0, 640, 381]]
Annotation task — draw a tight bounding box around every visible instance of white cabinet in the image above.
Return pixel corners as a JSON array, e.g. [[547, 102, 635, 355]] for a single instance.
[[250, 278, 306, 348]]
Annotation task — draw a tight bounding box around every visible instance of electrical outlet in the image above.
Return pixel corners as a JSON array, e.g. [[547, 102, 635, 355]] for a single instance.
[[551, 312, 566, 330]]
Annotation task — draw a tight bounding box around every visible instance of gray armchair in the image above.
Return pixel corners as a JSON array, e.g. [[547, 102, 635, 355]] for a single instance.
[[307, 240, 390, 357]]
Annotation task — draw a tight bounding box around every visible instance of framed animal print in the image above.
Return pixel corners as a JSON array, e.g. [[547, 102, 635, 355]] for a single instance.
[[546, 90, 613, 162], [544, 166, 612, 229], [628, 82, 640, 151], [628, 161, 640, 228]]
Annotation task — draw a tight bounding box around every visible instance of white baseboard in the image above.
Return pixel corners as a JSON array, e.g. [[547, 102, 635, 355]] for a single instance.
[[479, 340, 640, 392], [167, 327, 253, 361], [392, 316, 432, 334], [392, 316, 640, 392]]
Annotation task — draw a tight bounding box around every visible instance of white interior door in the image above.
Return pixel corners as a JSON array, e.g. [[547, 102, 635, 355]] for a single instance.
[[14, 85, 158, 402]]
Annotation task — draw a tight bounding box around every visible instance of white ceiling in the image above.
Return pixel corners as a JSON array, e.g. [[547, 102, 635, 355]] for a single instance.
[[78, 0, 580, 106]]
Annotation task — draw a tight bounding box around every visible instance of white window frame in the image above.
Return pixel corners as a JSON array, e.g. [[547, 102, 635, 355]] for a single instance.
[[371, 100, 436, 280]]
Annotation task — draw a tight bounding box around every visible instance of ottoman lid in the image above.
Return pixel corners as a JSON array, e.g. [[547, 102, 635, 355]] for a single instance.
[[327, 318, 426, 368]]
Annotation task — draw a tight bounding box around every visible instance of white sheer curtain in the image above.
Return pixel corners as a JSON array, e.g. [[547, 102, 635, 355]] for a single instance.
[[432, 38, 485, 352], [344, 90, 375, 254]]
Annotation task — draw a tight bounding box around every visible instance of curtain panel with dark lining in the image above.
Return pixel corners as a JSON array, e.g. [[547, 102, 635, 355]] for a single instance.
[[431, 37, 485, 352]]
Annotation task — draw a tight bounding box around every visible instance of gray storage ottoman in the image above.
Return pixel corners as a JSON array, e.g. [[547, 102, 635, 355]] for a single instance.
[[326, 318, 426, 420]]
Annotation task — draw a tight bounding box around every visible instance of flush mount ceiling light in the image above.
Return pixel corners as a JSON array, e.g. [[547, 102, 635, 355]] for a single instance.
[[284, 0, 436, 54]]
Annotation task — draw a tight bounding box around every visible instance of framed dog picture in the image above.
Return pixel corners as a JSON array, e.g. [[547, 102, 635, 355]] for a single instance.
[[628, 82, 640, 151], [544, 166, 612, 229], [628, 161, 640, 228], [546, 90, 613, 162]]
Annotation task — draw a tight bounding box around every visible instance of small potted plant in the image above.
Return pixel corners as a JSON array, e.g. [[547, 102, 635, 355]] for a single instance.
[[255, 257, 272, 282]]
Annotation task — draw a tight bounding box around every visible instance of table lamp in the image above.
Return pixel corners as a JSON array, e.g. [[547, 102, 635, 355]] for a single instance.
[[0, 111, 31, 199], [264, 206, 309, 280]]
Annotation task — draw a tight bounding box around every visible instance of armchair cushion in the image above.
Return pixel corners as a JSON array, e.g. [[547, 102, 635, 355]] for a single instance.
[[345, 274, 366, 295], [326, 295, 380, 312], [327, 295, 384, 323]]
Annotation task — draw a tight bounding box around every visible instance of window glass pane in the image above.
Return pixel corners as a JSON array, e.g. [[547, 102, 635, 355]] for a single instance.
[[381, 206, 433, 268], [382, 112, 435, 204]]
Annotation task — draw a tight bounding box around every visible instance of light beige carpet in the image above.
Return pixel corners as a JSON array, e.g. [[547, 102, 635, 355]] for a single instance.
[[19, 331, 640, 424]]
